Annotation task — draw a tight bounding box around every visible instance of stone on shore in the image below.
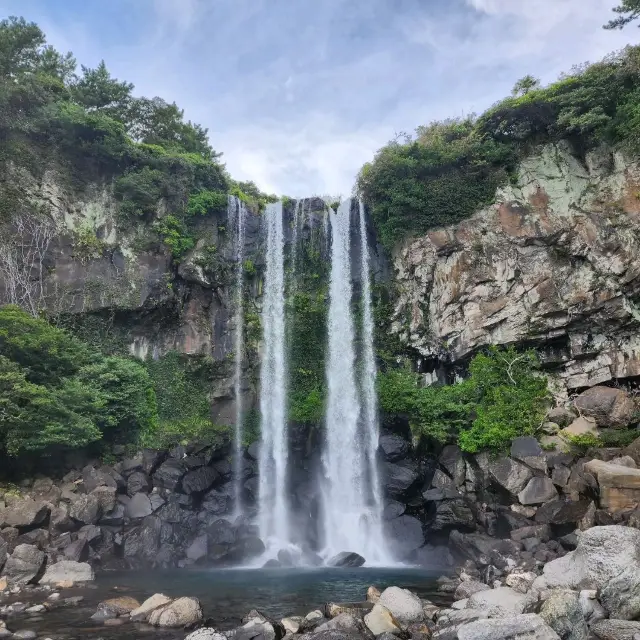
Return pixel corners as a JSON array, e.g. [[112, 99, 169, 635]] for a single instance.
[[148, 596, 203, 627], [378, 586, 425, 624], [457, 614, 561, 640], [39, 561, 94, 585]]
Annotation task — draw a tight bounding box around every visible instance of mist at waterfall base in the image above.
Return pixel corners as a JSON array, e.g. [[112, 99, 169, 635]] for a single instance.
[[231, 196, 395, 568]]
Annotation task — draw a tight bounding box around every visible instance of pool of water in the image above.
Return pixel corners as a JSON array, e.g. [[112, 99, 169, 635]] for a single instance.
[[5, 567, 445, 639]]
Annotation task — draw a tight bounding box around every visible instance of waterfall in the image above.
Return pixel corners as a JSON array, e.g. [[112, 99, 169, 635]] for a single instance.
[[229, 195, 246, 516], [357, 200, 391, 563], [321, 198, 388, 563], [258, 201, 291, 552]]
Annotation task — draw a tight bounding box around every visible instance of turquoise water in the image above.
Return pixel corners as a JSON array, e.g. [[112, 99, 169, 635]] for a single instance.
[[11, 567, 444, 639]]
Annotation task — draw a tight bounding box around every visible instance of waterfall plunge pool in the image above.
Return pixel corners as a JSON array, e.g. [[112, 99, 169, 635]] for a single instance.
[[10, 567, 444, 639]]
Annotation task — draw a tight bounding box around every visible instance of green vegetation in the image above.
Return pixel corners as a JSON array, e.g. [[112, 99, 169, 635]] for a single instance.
[[0, 305, 156, 456], [144, 351, 229, 449], [605, 0, 640, 29], [378, 347, 549, 453], [565, 433, 603, 454], [358, 45, 640, 248]]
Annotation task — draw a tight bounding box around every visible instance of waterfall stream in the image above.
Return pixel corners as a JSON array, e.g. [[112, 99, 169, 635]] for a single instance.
[[229, 195, 246, 517], [321, 198, 389, 563], [258, 202, 291, 554]]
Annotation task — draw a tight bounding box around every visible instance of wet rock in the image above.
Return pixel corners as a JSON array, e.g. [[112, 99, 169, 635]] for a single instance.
[[384, 515, 424, 559], [186, 535, 209, 562], [382, 501, 406, 521], [12, 631, 37, 640], [327, 552, 365, 568], [207, 519, 236, 546], [518, 478, 557, 505], [590, 619, 640, 640], [98, 596, 141, 616], [148, 596, 203, 627], [200, 491, 231, 517], [325, 602, 373, 619], [186, 629, 227, 640], [222, 537, 265, 565], [379, 434, 410, 462], [574, 386, 635, 428], [300, 610, 326, 632], [2, 544, 45, 585], [383, 461, 420, 498], [183, 466, 219, 495], [457, 614, 561, 640], [0, 501, 49, 529], [39, 561, 94, 585], [316, 612, 370, 636]]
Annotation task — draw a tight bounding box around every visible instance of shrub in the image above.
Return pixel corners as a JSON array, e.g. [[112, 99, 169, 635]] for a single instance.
[[154, 214, 194, 259], [187, 189, 227, 217], [378, 347, 549, 453]]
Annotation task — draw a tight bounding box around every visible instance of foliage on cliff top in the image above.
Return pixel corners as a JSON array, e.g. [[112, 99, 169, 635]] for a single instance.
[[358, 45, 640, 248], [0, 305, 157, 456], [378, 346, 549, 453]]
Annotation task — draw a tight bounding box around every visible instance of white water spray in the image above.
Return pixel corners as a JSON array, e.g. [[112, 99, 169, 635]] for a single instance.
[[258, 202, 291, 552], [321, 199, 389, 563], [229, 195, 246, 516]]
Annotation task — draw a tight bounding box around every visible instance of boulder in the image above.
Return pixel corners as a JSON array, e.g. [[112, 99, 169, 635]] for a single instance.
[[63, 539, 89, 562], [488, 459, 533, 496], [281, 618, 303, 634], [378, 586, 424, 624], [69, 494, 100, 525], [327, 552, 365, 568], [125, 493, 153, 519], [466, 587, 526, 618], [383, 462, 419, 498], [534, 500, 591, 525], [542, 525, 640, 591], [130, 593, 172, 621], [183, 466, 219, 495], [518, 478, 557, 506], [599, 566, 640, 620], [222, 536, 265, 564], [511, 437, 547, 470], [185, 629, 226, 640], [364, 604, 403, 636], [82, 465, 118, 493], [382, 501, 406, 520], [454, 580, 490, 600], [186, 535, 209, 562], [152, 459, 186, 491], [148, 596, 203, 627], [100, 503, 125, 526], [0, 500, 49, 529], [590, 619, 640, 640], [98, 596, 141, 616], [367, 586, 381, 603], [315, 613, 370, 636], [547, 408, 576, 428], [562, 417, 598, 438], [379, 434, 410, 462], [384, 515, 424, 559], [40, 561, 94, 584], [539, 590, 587, 640], [578, 590, 606, 625], [433, 499, 475, 530], [127, 471, 152, 496], [574, 386, 635, 428], [91, 485, 117, 513], [1, 544, 44, 585], [439, 445, 467, 486], [584, 459, 640, 512], [505, 572, 537, 594], [457, 614, 561, 640], [510, 525, 550, 542]]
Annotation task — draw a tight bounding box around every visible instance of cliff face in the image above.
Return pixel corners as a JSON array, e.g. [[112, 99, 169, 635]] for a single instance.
[[392, 142, 640, 391]]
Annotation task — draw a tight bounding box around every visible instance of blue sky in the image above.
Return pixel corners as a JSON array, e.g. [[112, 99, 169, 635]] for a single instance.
[[1, 0, 638, 195]]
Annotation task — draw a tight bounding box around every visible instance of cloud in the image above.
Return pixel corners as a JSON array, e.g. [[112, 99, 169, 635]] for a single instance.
[[3, 0, 639, 195]]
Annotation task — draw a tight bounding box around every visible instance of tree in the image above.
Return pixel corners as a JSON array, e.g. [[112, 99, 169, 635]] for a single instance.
[[512, 75, 541, 96], [71, 60, 133, 122], [605, 0, 640, 28]]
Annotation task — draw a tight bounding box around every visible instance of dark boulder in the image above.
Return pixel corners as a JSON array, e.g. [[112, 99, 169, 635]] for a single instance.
[[222, 537, 265, 565], [488, 458, 533, 496], [384, 515, 424, 559], [63, 539, 90, 562], [186, 534, 208, 562], [152, 459, 186, 491], [183, 466, 219, 495], [534, 499, 592, 525], [69, 494, 101, 525], [99, 504, 125, 527], [200, 490, 231, 517], [382, 500, 406, 520], [247, 442, 260, 461], [127, 471, 152, 496], [382, 461, 420, 498], [432, 499, 476, 531], [378, 434, 410, 462], [206, 518, 236, 546], [2, 544, 45, 585], [439, 445, 466, 486], [142, 449, 166, 474], [326, 552, 365, 567], [122, 517, 161, 564], [125, 493, 153, 519], [0, 500, 50, 529]]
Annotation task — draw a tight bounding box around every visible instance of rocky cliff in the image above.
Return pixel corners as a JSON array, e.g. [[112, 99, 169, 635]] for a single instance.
[[392, 142, 640, 391]]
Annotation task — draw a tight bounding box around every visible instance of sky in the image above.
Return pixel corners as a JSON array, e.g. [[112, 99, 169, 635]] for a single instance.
[[1, 0, 638, 196]]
